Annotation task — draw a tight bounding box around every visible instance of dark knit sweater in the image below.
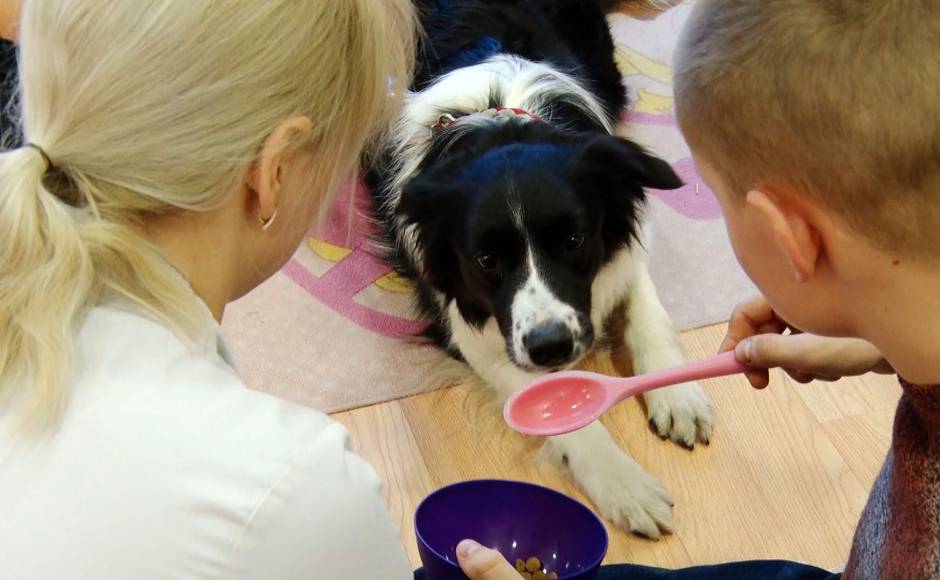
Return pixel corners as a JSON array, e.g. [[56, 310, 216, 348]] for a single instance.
[[845, 379, 940, 578]]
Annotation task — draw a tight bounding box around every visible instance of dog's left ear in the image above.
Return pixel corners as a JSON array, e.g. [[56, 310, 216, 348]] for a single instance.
[[571, 135, 683, 191]]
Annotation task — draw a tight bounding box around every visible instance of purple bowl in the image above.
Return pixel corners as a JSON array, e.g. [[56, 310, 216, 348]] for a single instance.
[[415, 479, 608, 580]]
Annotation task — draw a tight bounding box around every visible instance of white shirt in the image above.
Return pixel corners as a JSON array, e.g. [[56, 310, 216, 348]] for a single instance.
[[0, 304, 413, 580]]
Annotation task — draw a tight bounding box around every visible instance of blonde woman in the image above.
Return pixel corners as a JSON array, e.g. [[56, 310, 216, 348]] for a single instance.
[[0, 1, 431, 578], [0, 4, 603, 578]]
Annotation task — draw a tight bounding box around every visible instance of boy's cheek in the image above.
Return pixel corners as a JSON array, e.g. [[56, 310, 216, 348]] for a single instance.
[[725, 217, 772, 286], [726, 213, 798, 303], [714, 193, 765, 275], [727, 219, 830, 334]]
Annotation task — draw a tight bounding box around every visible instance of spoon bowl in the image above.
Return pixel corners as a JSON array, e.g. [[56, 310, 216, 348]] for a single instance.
[[502, 372, 613, 436]]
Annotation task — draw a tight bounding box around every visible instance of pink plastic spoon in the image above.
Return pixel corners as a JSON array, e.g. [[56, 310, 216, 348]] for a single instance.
[[504, 351, 748, 436]]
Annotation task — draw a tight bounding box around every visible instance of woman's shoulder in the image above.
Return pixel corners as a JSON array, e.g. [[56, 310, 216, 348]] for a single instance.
[[74, 303, 348, 469]]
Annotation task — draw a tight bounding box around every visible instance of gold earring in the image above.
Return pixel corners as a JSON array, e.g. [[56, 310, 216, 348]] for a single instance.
[[259, 207, 278, 231]]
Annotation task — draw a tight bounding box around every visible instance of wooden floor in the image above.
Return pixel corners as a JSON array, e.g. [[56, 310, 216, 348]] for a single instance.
[[331, 323, 900, 571]]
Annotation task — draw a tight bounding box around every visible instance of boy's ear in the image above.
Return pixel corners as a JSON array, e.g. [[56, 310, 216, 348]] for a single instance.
[[571, 135, 683, 191], [746, 187, 822, 282]]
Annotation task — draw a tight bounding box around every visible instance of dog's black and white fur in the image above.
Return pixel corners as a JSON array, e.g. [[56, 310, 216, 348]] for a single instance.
[[368, 0, 713, 538]]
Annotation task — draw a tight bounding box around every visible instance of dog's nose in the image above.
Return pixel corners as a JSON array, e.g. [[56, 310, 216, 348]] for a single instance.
[[523, 322, 575, 367]]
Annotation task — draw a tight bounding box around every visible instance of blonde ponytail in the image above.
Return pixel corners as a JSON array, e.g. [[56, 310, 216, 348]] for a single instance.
[[1, 0, 416, 426], [0, 144, 213, 426], [0, 146, 93, 422]]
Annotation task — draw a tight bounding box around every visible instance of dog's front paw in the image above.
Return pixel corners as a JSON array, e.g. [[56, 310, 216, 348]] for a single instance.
[[643, 381, 713, 449], [577, 454, 674, 539]]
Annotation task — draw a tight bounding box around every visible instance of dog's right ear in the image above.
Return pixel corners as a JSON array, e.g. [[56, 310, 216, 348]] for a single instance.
[[397, 173, 463, 225], [396, 172, 465, 290]]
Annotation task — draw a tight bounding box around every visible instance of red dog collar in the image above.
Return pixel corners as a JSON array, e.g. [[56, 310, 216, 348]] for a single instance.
[[431, 107, 543, 133]]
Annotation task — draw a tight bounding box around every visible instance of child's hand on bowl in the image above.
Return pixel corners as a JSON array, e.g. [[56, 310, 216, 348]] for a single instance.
[[456, 540, 521, 580]]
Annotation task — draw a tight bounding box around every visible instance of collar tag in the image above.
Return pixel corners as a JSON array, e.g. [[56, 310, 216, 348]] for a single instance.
[[431, 107, 542, 133]]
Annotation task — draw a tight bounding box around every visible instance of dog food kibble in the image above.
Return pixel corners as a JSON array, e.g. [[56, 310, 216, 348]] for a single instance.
[[514, 556, 558, 579]]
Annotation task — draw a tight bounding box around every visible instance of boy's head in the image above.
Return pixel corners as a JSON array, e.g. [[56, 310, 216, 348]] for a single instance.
[[674, 0, 940, 335]]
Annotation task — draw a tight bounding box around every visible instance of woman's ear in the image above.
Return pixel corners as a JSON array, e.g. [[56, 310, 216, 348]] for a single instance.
[[246, 116, 314, 224], [745, 186, 823, 282]]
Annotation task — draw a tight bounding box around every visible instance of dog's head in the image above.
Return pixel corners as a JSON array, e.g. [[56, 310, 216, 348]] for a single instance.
[[398, 124, 681, 370]]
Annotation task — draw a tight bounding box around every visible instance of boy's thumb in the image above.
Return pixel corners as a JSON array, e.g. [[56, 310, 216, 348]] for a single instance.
[[455, 539, 519, 580], [736, 333, 797, 369]]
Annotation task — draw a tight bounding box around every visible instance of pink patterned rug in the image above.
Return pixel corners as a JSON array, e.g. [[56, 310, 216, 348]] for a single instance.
[[221, 1, 755, 413]]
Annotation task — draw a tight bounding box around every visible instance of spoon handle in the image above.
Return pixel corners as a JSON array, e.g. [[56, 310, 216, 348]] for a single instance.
[[617, 351, 748, 401]]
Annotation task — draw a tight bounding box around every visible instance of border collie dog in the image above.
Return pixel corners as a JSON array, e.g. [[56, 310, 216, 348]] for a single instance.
[[368, 0, 713, 538]]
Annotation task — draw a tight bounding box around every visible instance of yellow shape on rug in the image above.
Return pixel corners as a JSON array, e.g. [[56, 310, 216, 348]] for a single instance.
[[614, 43, 672, 84], [307, 238, 352, 262], [635, 89, 673, 114], [374, 272, 416, 294], [307, 237, 414, 294]]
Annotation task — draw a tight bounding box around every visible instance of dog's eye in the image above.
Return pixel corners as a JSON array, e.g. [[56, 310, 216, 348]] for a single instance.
[[475, 254, 499, 271], [565, 234, 585, 251]]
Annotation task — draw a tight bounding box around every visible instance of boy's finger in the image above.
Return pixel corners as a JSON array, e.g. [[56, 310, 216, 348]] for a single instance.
[[722, 298, 785, 353], [456, 540, 520, 580], [723, 312, 759, 347], [718, 334, 738, 354], [785, 369, 816, 384], [732, 297, 779, 328], [745, 368, 770, 389], [757, 320, 788, 335]]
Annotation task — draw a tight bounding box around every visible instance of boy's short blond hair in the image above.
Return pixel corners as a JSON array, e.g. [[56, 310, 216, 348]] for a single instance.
[[675, 0, 940, 256]]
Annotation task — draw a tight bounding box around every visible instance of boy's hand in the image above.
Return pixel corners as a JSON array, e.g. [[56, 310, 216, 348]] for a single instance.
[[456, 540, 520, 580], [720, 297, 892, 388]]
